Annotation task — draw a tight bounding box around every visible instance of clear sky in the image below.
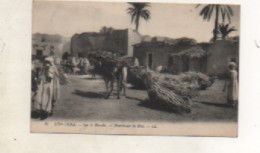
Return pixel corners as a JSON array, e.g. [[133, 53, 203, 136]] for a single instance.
[[32, 1, 240, 42]]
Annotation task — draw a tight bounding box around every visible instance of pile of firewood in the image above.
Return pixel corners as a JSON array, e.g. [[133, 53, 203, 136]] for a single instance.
[[90, 51, 132, 66], [141, 71, 214, 113], [127, 66, 147, 89]]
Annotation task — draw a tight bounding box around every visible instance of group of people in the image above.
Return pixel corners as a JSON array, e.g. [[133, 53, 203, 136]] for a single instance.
[[62, 56, 91, 75], [31, 52, 62, 120]]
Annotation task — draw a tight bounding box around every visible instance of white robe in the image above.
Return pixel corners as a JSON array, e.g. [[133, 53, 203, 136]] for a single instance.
[[33, 66, 60, 113], [33, 69, 54, 113], [227, 70, 238, 101]]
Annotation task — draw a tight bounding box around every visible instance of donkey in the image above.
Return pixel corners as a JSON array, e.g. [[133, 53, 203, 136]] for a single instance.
[[91, 57, 127, 99]]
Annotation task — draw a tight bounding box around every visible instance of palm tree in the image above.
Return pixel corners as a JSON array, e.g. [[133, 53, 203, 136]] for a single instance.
[[100, 26, 114, 35], [196, 4, 233, 42], [218, 23, 237, 40], [127, 2, 151, 32]]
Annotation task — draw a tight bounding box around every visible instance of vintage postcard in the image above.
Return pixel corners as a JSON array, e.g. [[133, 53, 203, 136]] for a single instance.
[[31, 1, 240, 137]]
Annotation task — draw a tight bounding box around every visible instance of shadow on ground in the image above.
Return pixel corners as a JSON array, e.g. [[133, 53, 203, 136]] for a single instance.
[[83, 78, 99, 80], [199, 101, 236, 108], [72, 90, 105, 98], [128, 86, 146, 90], [126, 96, 180, 114]]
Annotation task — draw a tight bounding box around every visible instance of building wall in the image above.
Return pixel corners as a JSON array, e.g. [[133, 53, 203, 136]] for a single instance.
[[70, 29, 141, 57], [134, 39, 239, 75], [32, 33, 70, 59], [71, 33, 105, 57], [168, 56, 207, 74], [32, 41, 56, 57], [127, 29, 142, 57], [168, 41, 238, 75], [62, 39, 71, 56], [189, 57, 207, 73], [102, 30, 128, 55], [206, 40, 239, 77], [133, 43, 192, 70], [168, 56, 189, 74], [134, 43, 169, 70]]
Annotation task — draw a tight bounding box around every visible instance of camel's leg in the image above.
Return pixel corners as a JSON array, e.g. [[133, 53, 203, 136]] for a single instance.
[[123, 82, 126, 97], [119, 79, 126, 97], [104, 79, 109, 93], [122, 67, 127, 97], [105, 79, 113, 99], [117, 77, 121, 99]]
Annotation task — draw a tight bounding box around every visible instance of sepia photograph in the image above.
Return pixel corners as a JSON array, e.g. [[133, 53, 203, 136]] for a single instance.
[[30, 1, 240, 137]]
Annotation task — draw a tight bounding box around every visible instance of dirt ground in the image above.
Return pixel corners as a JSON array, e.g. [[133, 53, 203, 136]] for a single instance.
[[32, 75, 238, 122]]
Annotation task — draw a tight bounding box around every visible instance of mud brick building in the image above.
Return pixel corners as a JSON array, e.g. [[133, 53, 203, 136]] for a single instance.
[[133, 37, 196, 70], [32, 33, 70, 59], [169, 45, 208, 74], [206, 39, 239, 77], [70, 28, 142, 57], [134, 37, 239, 77]]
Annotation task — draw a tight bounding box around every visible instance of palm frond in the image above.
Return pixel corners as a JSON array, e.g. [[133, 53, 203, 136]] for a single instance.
[[218, 23, 237, 38], [220, 7, 226, 23], [195, 4, 201, 8], [224, 7, 232, 22], [207, 5, 214, 21], [200, 5, 210, 16], [226, 10, 231, 23], [127, 8, 135, 15], [197, 4, 234, 23], [131, 11, 137, 23], [140, 10, 151, 21], [199, 5, 217, 22], [227, 6, 234, 16], [227, 27, 237, 33]]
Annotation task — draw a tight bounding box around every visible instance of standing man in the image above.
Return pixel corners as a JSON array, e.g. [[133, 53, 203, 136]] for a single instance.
[[223, 62, 238, 107], [32, 58, 56, 120]]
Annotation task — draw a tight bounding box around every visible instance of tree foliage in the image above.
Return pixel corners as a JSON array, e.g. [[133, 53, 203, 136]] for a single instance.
[[127, 3, 151, 32], [218, 23, 237, 39], [196, 4, 234, 42]]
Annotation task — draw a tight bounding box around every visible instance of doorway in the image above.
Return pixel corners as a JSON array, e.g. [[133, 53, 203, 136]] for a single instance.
[[36, 49, 43, 60], [148, 53, 153, 69]]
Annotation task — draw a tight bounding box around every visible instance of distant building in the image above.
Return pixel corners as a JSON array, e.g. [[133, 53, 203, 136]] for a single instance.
[[134, 37, 239, 77], [133, 38, 196, 70], [70, 28, 142, 57], [32, 33, 70, 60], [168, 45, 208, 74], [206, 40, 239, 78], [70, 32, 104, 57]]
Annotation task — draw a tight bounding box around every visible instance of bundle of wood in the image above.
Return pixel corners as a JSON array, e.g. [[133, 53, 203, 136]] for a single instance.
[[178, 71, 213, 90], [142, 71, 213, 113], [147, 82, 191, 113], [89, 52, 126, 78], [90, 51, 133, 67], [160, 79, 199, 99], [127, 66, 147, 89]]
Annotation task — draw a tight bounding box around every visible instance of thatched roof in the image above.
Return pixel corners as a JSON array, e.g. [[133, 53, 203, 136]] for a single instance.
[[164, 37, 197, 46], [171, 46, 206, 58], [136, 37, 197, 47]]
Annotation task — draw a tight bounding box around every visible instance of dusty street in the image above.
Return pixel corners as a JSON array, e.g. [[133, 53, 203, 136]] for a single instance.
[[34, 75, 237, 122]]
